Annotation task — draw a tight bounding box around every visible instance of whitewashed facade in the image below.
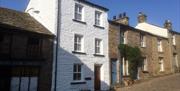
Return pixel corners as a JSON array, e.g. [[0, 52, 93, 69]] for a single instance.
[[26, 0, 110, 91]]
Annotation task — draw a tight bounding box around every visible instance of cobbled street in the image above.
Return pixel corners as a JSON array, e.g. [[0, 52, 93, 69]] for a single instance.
[[117, 73, 180, 91]]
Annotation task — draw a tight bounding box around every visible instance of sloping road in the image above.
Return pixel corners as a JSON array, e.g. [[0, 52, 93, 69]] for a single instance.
[[117, 73, 180, 91]]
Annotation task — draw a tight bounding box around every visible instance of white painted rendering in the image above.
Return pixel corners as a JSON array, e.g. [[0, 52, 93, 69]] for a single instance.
[[136, 22, 168, 38], [26, 0, 110, 91], [26, 0, 58, 34]]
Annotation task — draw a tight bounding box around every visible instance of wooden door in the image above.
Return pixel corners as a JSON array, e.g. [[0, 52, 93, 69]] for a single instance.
[[94, 65, 101, 91]]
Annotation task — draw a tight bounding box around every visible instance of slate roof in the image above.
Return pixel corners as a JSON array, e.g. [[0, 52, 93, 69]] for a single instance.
[[0, 7, 53, 37]]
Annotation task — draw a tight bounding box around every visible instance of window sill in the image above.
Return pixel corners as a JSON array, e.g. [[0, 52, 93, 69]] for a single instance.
[[159, 71, 165, 73], [141, 46, 146, 48], [72, 51, 86, 55], [70, 81, 86, 85], [93, 54, 105, 57], [93, 25, 105, 29], [158, 51, 164, 53], [123, 75, 130, 77], [85, 77, 91, 80], [142, 71, 149, 73], [73, 19, 87, 25]]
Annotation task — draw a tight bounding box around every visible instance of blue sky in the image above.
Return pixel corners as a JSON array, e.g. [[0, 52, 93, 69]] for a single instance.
[[0, 0, 179, 32]]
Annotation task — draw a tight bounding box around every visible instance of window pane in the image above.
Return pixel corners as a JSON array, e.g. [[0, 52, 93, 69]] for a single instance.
[[20, 77, 29, 91], [29, 77, 38, 91], [73, 73, 76, 80], [77, 73, 81, 80], [78, 65, 81, 72], [11, 77, 20, 91], [74, 65, 77, 72]]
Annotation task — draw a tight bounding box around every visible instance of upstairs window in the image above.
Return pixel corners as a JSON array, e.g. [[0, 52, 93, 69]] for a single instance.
[[120, 31, 126, 44], [73, 64, 82, 81], [27, 37, 41, 57], [95, 11, 102, 26], [157, 39, 163, 52], [140, 34, 146, 47], [28, 37, 40, 45], [74, 34, 83, 52], [172, 35, 176, 45], [95, 39, 103, 54], [0, 34, 4, 43], [75, 4, 83, 21]]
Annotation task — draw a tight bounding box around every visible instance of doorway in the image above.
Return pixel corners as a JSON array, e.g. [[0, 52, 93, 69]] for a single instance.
[[111, 59, 117, 85], [94, 64, 101, 91]]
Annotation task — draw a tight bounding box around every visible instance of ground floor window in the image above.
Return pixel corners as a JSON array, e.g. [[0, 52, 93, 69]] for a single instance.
[[0, 66, 39, 91], [122, 57, 129, 76], [11, 77, 38, 91], [159, 58, 164, 72], [142, 57, 148, 71], [174, 54, 179, 68], [73, 64, 83, 81]]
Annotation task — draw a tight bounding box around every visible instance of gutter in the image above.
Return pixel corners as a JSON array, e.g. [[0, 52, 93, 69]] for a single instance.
[[54, 0, 61, 91]]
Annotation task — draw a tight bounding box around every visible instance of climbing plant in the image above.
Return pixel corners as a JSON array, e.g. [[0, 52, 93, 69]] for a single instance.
[[119, 44, 143, 79]]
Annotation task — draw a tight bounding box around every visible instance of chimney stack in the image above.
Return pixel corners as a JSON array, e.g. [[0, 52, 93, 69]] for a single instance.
[[164, 20, 172, 30], [138, 12, 147, 23], [113, 12, 129, 25]]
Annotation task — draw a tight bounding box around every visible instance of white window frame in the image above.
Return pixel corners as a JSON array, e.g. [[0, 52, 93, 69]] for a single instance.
[[158, 39, 163, 52], [95, 38, 103, 54], [74, 3, 84, 21], [140, 34, 146, 47], [120, 31, 126, 44], [73, 64, 83, 81], [174, 54, 179, 67], [122, 57, 129, 76], [142, 57, 148, 71], [159, 58, 164, 72], [172, 35, 176, 45], [74, 34, 84, 52], [95, 11, 102, 26]]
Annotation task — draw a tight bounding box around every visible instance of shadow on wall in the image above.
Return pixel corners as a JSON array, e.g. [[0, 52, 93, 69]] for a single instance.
[[54, 47, 110, 91]]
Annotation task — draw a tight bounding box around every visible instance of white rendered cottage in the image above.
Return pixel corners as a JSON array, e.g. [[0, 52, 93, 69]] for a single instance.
[[26, 0, 110, 91]]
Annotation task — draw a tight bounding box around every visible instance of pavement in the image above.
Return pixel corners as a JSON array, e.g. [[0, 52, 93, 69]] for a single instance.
[[116, 73, 180, 91]]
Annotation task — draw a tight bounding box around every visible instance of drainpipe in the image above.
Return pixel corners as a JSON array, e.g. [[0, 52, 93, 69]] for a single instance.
[[54, 0, 61, 91], [119, 25, 123, 84]]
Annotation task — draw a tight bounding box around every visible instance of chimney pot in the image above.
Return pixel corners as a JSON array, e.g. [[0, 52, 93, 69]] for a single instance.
[[164, 20, 172, 30], [113, 16, 116, 20], [119, 14, 122, 18], [123, 12, 126, 17]]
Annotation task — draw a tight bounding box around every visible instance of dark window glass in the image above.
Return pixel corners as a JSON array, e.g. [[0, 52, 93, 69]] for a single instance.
[[28, 37, 40, 45]]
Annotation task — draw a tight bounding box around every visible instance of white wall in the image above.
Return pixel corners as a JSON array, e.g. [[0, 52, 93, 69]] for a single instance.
[[26, 0, 58, 34], [56, 0, 109, 91]]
